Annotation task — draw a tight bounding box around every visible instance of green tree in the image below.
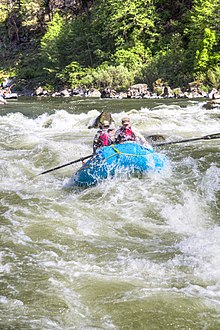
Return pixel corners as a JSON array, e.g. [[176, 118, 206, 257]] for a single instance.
[[93, 64, 134, 90], [57, 61, 93, 88], [205, 66, 220, 89], [141, 33, 193, 89], [3, 0, 220, 91], [40, 13, 65, 72], [195, 28, 219, 72], [113, 42, 152, 71], [185, 0, 220, 78], [91, 0, 157, 55]]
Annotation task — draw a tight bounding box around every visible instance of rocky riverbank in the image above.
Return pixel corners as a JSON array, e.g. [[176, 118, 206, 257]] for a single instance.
[[29, 82, 220, 101], [2, 76, 220, 104]]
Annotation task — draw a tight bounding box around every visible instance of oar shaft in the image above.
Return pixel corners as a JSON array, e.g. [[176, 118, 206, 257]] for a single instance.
[[155, 133, 220, 147], [35, 132, 220, 176], [37, 154, 93, 176], [155, 136, 203, 146]]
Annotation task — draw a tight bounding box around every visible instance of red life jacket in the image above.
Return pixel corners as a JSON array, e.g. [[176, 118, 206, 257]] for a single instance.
[[93, 129, 113, 151], [99, 131, 112, 146], [116, 127, 136, 143]]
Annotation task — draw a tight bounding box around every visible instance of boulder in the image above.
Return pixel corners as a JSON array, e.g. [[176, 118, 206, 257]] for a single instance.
[[88, 111, 115, 129], [203, 99, 220, 110]]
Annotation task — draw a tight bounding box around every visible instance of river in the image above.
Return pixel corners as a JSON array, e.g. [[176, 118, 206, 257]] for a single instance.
[[0, 97, 220, 329]]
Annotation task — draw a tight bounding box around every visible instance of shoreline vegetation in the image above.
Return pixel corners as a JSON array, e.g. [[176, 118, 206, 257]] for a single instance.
[[1, 1, 220, 107]]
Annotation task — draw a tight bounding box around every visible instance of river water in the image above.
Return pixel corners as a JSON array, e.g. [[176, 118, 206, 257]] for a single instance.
[[0, 97, 220, 329]]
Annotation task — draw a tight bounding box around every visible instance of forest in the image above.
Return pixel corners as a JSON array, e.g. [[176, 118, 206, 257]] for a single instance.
[[0, 0, 220, 94]]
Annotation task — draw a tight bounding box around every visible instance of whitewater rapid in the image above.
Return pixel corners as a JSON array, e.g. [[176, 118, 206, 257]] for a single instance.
[[0, 97, 219, 329]]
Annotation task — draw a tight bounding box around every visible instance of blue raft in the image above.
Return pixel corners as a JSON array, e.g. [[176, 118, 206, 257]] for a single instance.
[[71, 142, 167, 187]]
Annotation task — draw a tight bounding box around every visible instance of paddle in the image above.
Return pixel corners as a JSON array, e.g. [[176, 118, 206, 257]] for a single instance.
[[35, 154, 93, 176], [35, 132, 220, 176], [154, 133, 220, 147]]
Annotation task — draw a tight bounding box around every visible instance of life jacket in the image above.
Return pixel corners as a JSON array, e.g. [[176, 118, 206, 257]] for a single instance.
[[93, 129, 113, 150], [115, 127, 136, 143], [99, 131, 112, 146]]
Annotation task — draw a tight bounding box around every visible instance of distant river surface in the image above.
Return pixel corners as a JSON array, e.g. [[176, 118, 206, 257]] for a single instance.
[[0, 97, 220, 329]]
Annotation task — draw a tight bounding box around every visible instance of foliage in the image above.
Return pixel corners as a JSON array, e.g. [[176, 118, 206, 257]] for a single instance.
[[185, 0, 220, 77], [58, 62, 134, 90], [113, 42, 152, 71], [1, 0, 220, 91], [91, 0, 157, 50], [93, 65, 134, 90], [40, 13, 65, 70], [194, 28, 220, 73], [204, 66, 220, 89], [141, 33, 193, 88], [57, 62, 92, 88]]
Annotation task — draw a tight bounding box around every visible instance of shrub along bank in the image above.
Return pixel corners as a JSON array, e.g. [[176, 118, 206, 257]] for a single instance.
[[1, 1, 220, 94]]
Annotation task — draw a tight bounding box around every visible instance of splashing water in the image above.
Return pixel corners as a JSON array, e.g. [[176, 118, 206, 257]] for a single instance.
[[0, 97, 220, 329]]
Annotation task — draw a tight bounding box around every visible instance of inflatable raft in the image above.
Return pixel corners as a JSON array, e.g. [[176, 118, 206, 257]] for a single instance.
[[70, 142, 167, 187]]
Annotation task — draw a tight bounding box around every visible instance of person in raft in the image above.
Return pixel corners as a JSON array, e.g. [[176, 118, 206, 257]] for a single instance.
[[115, 117, 152, 149], [93, 120, 115, 153]]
